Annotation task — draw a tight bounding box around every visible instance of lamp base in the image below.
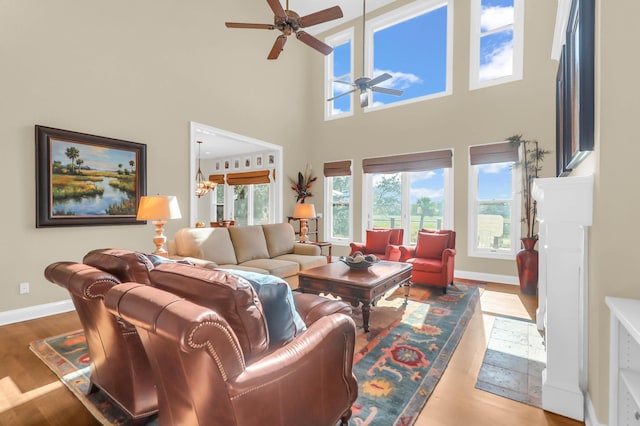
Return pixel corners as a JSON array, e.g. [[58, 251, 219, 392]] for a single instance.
[[299, 219, 310, 243], [151, 220, 168, 257]]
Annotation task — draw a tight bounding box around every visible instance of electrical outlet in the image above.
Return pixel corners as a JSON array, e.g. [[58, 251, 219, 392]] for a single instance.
[[19, 282, 29, 294], [316, 212, 323, 219]]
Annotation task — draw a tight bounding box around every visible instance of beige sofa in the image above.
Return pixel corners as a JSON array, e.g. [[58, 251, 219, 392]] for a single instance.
[[167, 223, 327, 288]]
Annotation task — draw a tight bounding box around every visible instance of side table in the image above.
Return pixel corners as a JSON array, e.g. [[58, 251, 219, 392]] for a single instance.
[[307, 241, 332, 263]]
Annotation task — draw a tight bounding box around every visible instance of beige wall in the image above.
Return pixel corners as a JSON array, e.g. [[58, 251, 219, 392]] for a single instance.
[[581, 0, 640, 421], [0, 0, 310, 311], [306, 0, 558, 275]]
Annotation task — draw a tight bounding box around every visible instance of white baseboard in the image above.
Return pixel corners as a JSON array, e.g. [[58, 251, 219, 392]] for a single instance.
[[0, 299, 74, 326], [455, 269, 519, 286], [585, 392, 606, 426]]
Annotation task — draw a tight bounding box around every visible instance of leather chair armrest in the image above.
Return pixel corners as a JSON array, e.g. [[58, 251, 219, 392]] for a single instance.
[[349, 242, 366, 255], [385, 245, 402, 262], [398, 245, 416, 262], [227, 314, 357, 419], [293, 243, 321, 256], [45, 261, 120, 299], [292, 292, 351, 326]]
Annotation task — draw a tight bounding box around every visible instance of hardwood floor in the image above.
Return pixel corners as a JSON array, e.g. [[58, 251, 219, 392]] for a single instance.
[[0, 282, 584, 425]]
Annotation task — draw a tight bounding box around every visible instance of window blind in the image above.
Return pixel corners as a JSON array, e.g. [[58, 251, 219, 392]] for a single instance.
[[469, 142, 519, 165], [225, 170, 271, 185], [323, 160, 352, 177], [208, 174, 226, 184], [362, 149, 453, 174]]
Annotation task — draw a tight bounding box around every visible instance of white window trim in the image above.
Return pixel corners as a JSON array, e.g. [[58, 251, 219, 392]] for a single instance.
[[469, 0, 524, 91], [324, 175, 353, 246], [361, 167, 454, 245], [467, 157, 521, 260], [226, 182, 273, 226], [324, 27, 355, 121], [364, 0, 454, 113]]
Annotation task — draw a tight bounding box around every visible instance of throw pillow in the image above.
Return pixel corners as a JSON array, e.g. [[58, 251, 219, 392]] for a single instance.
[[365, 229, 392, 254], [415, 232, 450, 259], [227, 269, 307, 346]]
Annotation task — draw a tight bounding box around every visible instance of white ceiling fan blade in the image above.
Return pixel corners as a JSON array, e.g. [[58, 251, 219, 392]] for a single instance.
[[371, 86, 403, 96], [327, 88, 357, 102], [333, 79, 356, 87], [367, 72, 392, 87]]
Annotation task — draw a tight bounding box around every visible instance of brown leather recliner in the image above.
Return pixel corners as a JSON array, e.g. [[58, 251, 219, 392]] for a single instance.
[[43, 262, 157, 422], [105, 281, 358, 426]]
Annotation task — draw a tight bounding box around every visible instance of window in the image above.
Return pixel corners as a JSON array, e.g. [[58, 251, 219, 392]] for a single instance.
[[363, 150, 454, 244], [226, 170, 273, 226], [365, 0, 452, 110], [469, 0, 524, 90], [468, 142, 521, 259], [324, 160, 353, 244], [325, 28, 354, 120]]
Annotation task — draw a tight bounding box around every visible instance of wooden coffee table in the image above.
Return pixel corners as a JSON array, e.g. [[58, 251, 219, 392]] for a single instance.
[[298, 261, 412, 332]]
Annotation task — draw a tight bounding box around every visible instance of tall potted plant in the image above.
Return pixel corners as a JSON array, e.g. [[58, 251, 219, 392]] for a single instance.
[[508, 134, 550, 295]]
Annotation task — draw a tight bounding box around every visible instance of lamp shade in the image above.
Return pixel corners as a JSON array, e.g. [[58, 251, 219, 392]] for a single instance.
[[137, 196, 182, 221], [293, 203, 316, 219]]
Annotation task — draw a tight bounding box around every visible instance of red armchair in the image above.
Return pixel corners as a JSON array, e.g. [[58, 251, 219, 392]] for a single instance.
[[399, 229, 456, 293], [350, 228, 404, 261]]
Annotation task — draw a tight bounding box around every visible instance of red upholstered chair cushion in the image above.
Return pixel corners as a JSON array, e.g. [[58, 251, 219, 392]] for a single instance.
[[366, 229, 392, 254], [406, 257, 443, 273], [415, 232, 450, 259]]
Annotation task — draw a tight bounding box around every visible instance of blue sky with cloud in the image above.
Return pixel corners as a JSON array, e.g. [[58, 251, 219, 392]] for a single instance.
[[51, 139, 137, 172]]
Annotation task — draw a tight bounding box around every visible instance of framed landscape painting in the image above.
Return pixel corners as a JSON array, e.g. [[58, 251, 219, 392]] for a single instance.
[[35, 125, 147, 227]]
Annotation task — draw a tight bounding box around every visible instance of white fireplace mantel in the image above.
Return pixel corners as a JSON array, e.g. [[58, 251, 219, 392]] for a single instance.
[[532, 175, 593, 421]]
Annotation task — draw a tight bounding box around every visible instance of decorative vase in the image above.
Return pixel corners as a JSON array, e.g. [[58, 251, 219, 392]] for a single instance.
[[516, 237, 539, 296]]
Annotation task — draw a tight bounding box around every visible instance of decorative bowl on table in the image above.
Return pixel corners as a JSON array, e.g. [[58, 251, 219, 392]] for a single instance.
[[339, 252, 380, 270]]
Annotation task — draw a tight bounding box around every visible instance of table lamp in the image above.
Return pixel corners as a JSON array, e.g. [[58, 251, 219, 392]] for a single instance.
[[293, 203, 316, 243], [136, 195, 182, 256]]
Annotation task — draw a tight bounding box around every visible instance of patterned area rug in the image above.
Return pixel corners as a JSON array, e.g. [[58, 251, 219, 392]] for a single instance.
[[29, 282, 480, 426], [475, 316, 546, 407], [351, 282, 480, 425]]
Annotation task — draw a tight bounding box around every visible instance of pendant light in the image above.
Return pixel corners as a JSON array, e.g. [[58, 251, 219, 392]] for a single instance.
[[195, 140, 216, 198]]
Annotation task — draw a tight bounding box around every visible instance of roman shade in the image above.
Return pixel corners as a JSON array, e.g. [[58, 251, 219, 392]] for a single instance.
[[208, 174, 226, 184], [362, 149, 453, 174], [469, 142, 519, 166], [226, 170, 271, 185], [323, 160, 352, 177]]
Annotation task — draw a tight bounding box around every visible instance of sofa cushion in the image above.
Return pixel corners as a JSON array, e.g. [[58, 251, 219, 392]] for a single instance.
[[149, 263, 269, 359], [173, 228, 238, 265], [228, 226, 270, 264], [240, 258, 299, 279], [365, 229, 392, 254], [274, 254, 327, 271], [226, 269, 307, 346], [217, 264, 269, 274], [83, 248, 153, 284], [415, 232, 450, 259], [262, 223, 296, 258]]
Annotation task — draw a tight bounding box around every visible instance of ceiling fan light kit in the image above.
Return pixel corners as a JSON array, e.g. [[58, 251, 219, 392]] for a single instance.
[[327, 0, 403, 108], [225, 0, 344, 60]]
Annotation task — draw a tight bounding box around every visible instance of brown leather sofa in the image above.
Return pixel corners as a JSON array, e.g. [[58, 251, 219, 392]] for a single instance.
[[105, 281, 359, 426], [44, 261, 158, 422]]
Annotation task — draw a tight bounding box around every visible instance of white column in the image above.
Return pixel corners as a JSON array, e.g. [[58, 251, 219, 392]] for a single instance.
[[532, 175, 593, 421]]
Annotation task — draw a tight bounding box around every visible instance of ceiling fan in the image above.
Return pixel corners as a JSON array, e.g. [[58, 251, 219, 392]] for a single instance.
[[225, 0, 344, 60], [327, 0, 403, 107]]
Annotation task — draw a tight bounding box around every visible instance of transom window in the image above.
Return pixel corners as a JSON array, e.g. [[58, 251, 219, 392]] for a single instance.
[[366, 0, 452, 110], [469, 0, 524, 90], [325, 28, 354, 120]]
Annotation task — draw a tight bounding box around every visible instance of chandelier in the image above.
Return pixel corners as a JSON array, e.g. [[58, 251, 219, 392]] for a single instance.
[[195, 140, 216, 198]]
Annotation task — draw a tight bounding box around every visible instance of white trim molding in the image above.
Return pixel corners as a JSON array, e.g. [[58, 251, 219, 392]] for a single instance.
[[0, 299, 74, 327], [455, 269, 519, 286]]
